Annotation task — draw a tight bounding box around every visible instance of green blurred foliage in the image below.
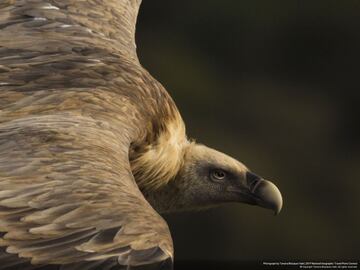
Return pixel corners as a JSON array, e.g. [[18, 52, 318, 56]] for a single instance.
[[136, 0, 360, 261]]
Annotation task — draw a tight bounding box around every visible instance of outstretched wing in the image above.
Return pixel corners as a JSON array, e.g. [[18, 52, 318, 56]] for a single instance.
[[0, 114, 173, 269], [0, 1, 174, 268]]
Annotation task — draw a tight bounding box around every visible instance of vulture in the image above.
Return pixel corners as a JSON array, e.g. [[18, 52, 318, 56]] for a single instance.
[[0, 0, 283, 269]]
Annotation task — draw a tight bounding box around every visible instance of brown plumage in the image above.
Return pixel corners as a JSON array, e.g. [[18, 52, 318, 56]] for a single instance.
[[0, 1, 283, 269]]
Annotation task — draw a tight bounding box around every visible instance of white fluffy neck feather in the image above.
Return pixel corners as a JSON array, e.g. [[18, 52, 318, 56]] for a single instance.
[[131, 115, 188, 190]]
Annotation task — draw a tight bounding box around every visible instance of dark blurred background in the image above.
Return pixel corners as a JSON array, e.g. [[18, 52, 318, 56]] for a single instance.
[[136, 0, 360, 267]]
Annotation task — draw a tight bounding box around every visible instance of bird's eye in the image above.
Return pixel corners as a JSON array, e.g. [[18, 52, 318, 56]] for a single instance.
[[211, 169, 226, 180]]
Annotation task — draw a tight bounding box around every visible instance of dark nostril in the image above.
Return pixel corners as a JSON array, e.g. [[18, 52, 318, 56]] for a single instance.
[[246, 171, 262, 192]]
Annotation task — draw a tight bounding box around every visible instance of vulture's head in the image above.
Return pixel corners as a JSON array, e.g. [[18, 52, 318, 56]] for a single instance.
[[179, 144, 282, 214], [150, 144, 283, 215]]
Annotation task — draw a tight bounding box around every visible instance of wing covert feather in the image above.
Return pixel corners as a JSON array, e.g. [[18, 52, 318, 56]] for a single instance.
[[0, 0, 142, 62]]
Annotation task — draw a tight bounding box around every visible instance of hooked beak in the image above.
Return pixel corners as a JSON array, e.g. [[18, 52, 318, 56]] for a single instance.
[[250, 178, 283, 215], [229, 172, 283, 215]]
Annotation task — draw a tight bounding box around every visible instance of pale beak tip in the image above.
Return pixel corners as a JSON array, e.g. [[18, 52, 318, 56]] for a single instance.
[[253, 179, 283, 215]]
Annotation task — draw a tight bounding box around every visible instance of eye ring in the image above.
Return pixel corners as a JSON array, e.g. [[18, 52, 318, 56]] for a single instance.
[[211, 169, 226, 180]]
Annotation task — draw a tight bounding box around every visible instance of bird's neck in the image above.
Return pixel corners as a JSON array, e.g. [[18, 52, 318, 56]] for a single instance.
[[140, 174, 197, 214], [140, 181, 182, 213], [130, 111, 189, 190], [140, 166, 218, 214]]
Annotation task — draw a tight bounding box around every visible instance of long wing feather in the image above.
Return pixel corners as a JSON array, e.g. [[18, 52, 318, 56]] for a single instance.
[[0, 115, 173, 269]]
